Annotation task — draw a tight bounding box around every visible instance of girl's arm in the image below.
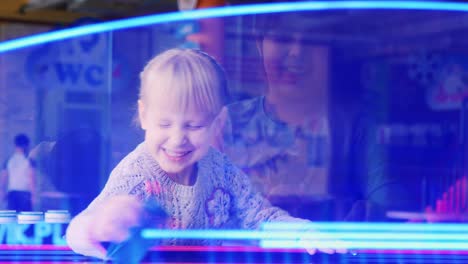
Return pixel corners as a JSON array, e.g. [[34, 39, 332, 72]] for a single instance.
[[225, 157, 347, 254], [224, 156, 306, 229], [65, 162, 146, 259]]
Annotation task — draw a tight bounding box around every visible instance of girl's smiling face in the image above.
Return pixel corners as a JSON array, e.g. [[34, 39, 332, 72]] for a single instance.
[[139, 97, 219, 184], [137, 49, 228, 184]]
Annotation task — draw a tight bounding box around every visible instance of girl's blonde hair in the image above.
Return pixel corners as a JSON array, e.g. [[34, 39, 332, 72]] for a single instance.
[[139, 48, 229, 116]]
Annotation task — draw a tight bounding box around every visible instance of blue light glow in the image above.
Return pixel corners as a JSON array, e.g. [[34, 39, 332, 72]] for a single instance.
[[142, 229, 265, 240], [261, 240, 468, 250], [262, 222, 468, 232], [1, 1, 468, 53], [141, 223, 468, 250], [142, 229, 468, 241]]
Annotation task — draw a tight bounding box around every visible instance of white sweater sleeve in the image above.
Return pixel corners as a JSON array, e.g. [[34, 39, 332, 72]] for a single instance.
[[223, 155, 308, 229]]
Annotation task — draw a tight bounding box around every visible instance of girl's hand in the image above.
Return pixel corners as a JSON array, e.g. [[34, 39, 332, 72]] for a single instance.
[[66, 195, 146, 260], [299, 230, 348, 255], [89, 195, 144, 244]]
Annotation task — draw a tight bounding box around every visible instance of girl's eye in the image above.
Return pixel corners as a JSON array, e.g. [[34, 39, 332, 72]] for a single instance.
[[187, 124, 204, 130], [158, 123, 171, 128]]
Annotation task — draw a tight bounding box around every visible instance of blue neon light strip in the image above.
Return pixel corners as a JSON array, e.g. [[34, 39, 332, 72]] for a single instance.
[[142, 229, 265, 240], [142, 229, 468, 241], [261, 240, 468, 250], [142, 223, 468, 250], [262, 222, 468, 232], [1, 1, 468, 53]]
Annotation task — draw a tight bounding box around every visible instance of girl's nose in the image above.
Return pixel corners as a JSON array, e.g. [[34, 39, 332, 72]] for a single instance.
[[168, 128, 188, 146]]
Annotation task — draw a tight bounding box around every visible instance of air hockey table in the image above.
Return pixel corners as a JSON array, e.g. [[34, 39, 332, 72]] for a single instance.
[[1, 210, 468, 263], [1, 244, 468, 263]]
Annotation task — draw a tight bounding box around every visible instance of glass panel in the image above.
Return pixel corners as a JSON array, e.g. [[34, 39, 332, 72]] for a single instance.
[[0, 1, 467, 256]]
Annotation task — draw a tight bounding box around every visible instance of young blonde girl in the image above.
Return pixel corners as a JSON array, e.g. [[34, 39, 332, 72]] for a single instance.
[[65, 48, 340, 260]]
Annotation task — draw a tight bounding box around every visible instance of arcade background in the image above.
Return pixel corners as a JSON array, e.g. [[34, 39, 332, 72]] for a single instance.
[[0, 6, 465, 222]]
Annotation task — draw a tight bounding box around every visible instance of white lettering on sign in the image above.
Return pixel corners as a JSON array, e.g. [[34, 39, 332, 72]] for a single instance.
[[0, 223, 67, 245]]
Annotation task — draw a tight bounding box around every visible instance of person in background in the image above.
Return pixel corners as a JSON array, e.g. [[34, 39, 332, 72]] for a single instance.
[[223, 11, 414, 221], [1, 133, 36, 211], [65, 48, 345, 260]]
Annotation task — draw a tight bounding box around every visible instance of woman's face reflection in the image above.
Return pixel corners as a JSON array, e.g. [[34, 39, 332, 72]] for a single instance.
[[260, 23, 330, 102]]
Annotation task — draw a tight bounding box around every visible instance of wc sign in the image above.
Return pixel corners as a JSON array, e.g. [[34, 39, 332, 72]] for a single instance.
[[25, 33, 109, 91]]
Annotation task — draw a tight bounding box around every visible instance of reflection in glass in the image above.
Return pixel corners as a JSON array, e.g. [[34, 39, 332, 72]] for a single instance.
[[0, 2, 467, 255]]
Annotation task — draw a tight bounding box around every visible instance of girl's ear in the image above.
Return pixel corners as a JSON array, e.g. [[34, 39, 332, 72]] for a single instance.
[[213, 106, 227, 133], [211, 106, 228, 151], [138, 100, 148, 130]]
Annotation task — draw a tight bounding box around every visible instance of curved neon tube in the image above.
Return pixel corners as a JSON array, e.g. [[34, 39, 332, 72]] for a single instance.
[[0, 1, 468, 53]]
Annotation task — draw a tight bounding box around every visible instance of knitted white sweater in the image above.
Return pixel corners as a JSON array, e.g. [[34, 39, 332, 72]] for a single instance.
[[83, 142, 302, 245]]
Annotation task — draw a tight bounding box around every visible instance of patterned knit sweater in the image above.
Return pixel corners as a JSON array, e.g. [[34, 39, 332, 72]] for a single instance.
[[84, 142, 302, 245]]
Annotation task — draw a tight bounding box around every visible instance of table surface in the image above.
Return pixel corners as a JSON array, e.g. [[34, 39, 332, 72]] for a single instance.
[[1, 245, 468, 263]]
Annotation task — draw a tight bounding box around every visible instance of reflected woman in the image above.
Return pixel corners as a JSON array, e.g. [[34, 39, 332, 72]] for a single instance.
[[223, 12, 414, 221]]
